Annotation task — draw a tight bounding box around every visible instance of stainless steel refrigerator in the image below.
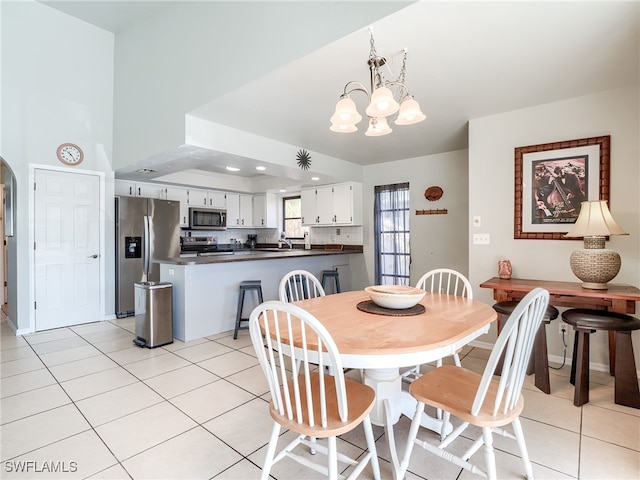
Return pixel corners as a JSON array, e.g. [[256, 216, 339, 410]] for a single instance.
[[115, 196, 180, 318]]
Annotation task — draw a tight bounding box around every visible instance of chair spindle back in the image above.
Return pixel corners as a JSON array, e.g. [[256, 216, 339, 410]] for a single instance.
[[249, 301, 348, 428], [472, 287, 549, 417], [416, 268, 473, 299]]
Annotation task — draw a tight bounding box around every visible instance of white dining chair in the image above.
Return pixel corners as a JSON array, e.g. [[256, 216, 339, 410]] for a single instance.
[[249, 300, 380, 480], [279, 269, 326, 302], [398, 287, 550, 480], [403, 268, 473, 382]]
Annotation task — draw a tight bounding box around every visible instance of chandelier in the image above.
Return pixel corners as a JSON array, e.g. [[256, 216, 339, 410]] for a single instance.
[[330, 28, 425, 137]]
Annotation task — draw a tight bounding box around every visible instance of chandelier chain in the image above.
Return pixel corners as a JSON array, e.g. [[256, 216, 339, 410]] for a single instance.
[[369, 32, 386, 88]]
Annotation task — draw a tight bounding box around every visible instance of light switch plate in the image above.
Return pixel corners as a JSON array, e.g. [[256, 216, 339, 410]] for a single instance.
[[473, 216, 481, 227], [472, 233, 490, 245]]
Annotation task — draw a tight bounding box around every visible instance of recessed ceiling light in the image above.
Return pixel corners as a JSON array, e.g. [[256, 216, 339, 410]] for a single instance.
[[256, 166, 266, 171], [311, 176, 320, 181], [225, 166, 240, 172], [279, 189, 286, 193]]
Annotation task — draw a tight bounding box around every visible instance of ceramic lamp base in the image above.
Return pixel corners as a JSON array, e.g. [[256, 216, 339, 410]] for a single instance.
[[569, 246, 621, 290]]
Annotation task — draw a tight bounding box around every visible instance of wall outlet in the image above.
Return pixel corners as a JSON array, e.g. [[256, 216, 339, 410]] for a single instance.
[[558, 322, 569, 334]]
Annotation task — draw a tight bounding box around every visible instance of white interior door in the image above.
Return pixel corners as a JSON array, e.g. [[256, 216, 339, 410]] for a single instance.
[[34, 169, 100, 330]]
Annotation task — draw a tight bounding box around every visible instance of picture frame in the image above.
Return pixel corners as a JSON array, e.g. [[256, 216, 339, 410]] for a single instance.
[[514, 135, 610, 240]]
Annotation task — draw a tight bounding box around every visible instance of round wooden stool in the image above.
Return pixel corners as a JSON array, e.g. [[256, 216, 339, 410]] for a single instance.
[[562, 308, 640, 408], [493, 301, 559, 394]]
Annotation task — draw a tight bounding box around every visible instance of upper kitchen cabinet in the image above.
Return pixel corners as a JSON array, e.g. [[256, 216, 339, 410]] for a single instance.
[[301, 182, 362, 226], [226, 193, 253, 227], [115, 180, 167, 199], [165, 186, 189, 227], [188, 189, 226, 209], [253, 193, 277, 228]]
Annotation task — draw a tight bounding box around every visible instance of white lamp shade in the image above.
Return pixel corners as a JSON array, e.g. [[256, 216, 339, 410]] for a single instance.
[[365, 86, 400, 117], [395, 96, 426, 125], [365, 117, 392, 137], [331, 96, 362, 125], [330, 122, 358, 133], [564, 200, 628, 238]]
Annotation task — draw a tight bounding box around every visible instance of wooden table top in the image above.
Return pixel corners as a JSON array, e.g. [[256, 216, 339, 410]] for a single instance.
[[479, 277, 640, 301], [293, 290, 496, 358]]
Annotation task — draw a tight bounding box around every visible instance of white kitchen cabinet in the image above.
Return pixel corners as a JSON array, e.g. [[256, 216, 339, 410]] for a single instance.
[[252, 193, 277, 228], [188, 189, 226, 209], [225, 193, 253, 227], [226, 193, 240, 227], [301, 188, 318, 226], [301, 182, 362, 226], [240, 194, 253, 227], [316, 186, 334, 225], [165, 186, 190, 227], [333, 182, 362, 225], [115, 180, 166, 199]]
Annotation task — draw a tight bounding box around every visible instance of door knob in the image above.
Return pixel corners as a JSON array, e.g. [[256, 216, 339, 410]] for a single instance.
[[88, 254, 98, 258]]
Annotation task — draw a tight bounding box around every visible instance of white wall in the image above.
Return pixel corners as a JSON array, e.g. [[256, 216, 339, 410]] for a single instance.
[[361, 150, 469, 288], [0, 0, 115, 331], [468, 85, 640, 371]]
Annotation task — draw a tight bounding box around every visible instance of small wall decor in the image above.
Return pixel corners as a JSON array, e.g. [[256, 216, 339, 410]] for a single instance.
[[424, 185, 443, 201], [416, 208, 448, 215], [296, 149, 312, 170]]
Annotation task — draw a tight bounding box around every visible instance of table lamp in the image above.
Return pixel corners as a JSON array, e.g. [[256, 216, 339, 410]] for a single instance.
[[564, 200, 628, 289]]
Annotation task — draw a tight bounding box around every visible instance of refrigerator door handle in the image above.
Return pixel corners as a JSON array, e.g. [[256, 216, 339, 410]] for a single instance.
[[143, 215, 150, 279]]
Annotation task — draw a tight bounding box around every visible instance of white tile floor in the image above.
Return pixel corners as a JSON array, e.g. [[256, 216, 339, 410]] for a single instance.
[[1, 311, 639, 479]]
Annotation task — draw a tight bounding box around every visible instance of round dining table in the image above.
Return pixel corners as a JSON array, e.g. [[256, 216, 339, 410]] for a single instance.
[[293, 289, 496, 478]]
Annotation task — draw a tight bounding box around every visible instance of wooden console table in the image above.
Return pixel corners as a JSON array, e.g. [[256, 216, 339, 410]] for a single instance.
[[479, 277, 640, 375]]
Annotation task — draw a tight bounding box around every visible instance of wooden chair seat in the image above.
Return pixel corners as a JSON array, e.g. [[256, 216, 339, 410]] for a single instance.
[[272, 373, 375, 437], [410, 365, 524, 427], [249, 301, 380, 480], [399, 288, 550, 480]]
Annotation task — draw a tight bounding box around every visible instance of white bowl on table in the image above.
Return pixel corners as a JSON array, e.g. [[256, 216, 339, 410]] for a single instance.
[[364, 285, 426, 309]]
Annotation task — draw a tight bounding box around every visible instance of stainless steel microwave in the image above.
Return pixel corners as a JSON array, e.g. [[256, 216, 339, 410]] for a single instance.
[[188, 208, 226, 230]]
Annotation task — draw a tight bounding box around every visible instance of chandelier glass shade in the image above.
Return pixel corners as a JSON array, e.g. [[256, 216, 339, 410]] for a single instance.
[[365, 117, 392, 137], [330, 28, 425, 136]]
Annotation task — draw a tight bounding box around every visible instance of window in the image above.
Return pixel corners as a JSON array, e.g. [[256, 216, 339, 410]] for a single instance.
[[283, 196, 303, 239], [374, 183, 410, 285]]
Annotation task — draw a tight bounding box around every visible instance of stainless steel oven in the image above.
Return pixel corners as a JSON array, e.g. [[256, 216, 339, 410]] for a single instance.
[[188, 208, 226, 230]]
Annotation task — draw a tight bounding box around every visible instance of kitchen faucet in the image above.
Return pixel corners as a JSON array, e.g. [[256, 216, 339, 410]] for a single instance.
[[280, 232, 292, 249]]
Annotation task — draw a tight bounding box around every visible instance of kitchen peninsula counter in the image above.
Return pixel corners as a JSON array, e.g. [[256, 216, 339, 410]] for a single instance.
[[159, 246, 364, 342], [164, 247, 361, 266]]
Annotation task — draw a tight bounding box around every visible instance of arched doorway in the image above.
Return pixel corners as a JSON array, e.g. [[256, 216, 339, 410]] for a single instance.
[[0, 158, 16, 321]]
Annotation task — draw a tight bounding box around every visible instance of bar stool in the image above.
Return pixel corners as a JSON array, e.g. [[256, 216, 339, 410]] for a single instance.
[[321, 269, 341, 294], [234, 280, 263, 339], [493, 301, 559, 394], [562, 308, 640, 408]]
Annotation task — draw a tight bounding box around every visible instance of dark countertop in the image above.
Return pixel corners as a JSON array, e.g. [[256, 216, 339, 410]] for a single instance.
[[164, 247, 362, 266]]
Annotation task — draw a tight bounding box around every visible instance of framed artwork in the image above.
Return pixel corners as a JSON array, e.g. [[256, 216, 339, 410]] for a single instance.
[[514, 135, 610, 240]]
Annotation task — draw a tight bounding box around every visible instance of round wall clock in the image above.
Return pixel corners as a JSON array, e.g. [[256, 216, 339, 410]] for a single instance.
[[56, 143, 84, 166]]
